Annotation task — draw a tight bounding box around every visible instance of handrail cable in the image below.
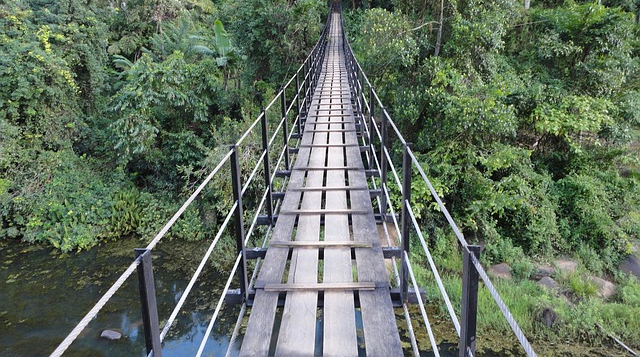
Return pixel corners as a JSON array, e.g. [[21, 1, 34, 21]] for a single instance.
[[405, 251, 441, 357], [407, 200, 461, 335], [159, 201, 237, 341]]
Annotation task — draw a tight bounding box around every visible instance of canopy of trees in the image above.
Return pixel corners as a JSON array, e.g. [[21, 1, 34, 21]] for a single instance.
[[0, 0, 326, 251], [345, 0, 639, 270]]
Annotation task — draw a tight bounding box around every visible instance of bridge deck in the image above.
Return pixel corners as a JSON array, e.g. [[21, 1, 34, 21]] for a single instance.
[[239, 11, 403, 357]]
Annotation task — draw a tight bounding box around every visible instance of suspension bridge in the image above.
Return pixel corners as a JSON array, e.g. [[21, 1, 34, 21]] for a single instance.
[[51, 5, 536, 357]]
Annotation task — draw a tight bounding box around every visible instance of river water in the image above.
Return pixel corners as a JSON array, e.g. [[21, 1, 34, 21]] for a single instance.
[[0, 238, 240, 357], [1, 238, 626, 356]]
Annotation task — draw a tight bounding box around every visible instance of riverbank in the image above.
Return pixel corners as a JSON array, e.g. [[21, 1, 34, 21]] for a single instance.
[[409, 234, 640, 356]]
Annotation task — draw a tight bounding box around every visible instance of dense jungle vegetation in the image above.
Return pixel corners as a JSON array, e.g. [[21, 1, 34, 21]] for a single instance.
[[343, 0, 640, 349], [0, 0, 639, 350], [0, 0, 327, 251], [345, 0, 640, 270]]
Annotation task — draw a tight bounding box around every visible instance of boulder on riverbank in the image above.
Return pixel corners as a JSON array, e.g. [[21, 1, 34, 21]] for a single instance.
[[537, 276, 561, 294], [532, 264, 555, 280], [489, 263, 512, 280], [588, 276, 616, 300], [554, 259, 578, 275]]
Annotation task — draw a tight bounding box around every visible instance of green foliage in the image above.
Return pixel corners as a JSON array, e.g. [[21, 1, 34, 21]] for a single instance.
[[620, 278, 640, 307], [1, 0, 327, 251], [347, 9, 418, 79], [566, 274, 598, 299], [346, 0, 639, 269], [222, 0, 326, 83]]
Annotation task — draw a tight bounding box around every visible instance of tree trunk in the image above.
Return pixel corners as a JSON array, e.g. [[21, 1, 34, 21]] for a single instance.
[[524, 0, 530, 10], [434, 0, 444, 56]]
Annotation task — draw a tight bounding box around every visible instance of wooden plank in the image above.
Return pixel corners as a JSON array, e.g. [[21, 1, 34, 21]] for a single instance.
[[240, 106, 318, 357], [344, 121, 404, 355], [274, 102, 327, 356], [288, 186, 369, 192], [323, 82, 358, 356], [270, 241, 371, 248], [291, 166, 360, 170], [264, 282, 375, 292], [279, 209, 369, 215]]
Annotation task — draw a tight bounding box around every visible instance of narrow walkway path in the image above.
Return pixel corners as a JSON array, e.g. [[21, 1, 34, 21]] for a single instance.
[[239, 11, 403, 356]]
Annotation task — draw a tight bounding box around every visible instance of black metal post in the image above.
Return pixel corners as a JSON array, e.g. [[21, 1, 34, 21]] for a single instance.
[[261, 110, 274, 226], [368, 85, 374, 168], [460, 245, 481, 357], [281, 89, 290, 170], [358, 70, 364, 116], [295, 72, 302, 138], [400, 143, 412, 302], [230, 146, 249, 301], [380, 108, 389, 220], [135, 248, 162, 357]]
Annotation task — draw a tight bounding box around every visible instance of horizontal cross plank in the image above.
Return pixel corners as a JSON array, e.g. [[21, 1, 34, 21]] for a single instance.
[[270, 241, 372, 248], [264, 282, 375, 292]]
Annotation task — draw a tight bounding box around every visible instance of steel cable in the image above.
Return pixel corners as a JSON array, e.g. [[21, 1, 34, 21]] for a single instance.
[[469, 252, 537, 357], [159, 201, 237, 341], [405, 252, 441, 357], [406, 201, 460, 335]]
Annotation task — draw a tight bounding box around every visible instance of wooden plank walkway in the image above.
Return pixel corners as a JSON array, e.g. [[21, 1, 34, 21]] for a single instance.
[[239, 11, 403, 357]]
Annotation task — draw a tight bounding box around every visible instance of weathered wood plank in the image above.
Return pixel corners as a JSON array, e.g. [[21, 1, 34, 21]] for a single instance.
[[264, 282, 374, 292], [345, 129, 404, 355], [269, 241, 371, 248], [239, 107, 317, 357], [323, 94, 358, 356], [273, 104, 327, 356]]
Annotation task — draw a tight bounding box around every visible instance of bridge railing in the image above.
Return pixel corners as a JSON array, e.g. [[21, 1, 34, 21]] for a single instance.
[[339, 11, 537, 357], [50, 10, 332, 357]]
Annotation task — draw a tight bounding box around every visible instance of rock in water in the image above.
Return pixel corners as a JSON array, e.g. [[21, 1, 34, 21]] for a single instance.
[[101, 329, 122, 340]]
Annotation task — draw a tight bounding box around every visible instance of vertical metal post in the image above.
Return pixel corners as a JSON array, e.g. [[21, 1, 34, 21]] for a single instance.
[[358, 70, 364, 116], [400, 143, 412, 302], [460, 245, 481, 357], [380, 108, 389, 220], [281, 88, 290, 170], [135, 248, 162, 357], [295, 72, 302, 138], [230, 146, 249, 301], [302, 61, 308, 112], [261, 110, 274, 226], [368, 85, 374, 168]]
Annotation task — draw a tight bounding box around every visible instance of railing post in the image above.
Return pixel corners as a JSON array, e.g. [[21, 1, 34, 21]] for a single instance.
[[230, 145, 249, 301], [303, 61, 309, 114], [380, 108, 389, 220], [358, 69, 364, 116], [135, 248, 162, 357], [400, 143, 412, 302], [368, 85, 374, 168], [260, 109, 274, 226], [460, 245, 481, 357], [295, 72, 302, 138], [281, 88, 290, 170]]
